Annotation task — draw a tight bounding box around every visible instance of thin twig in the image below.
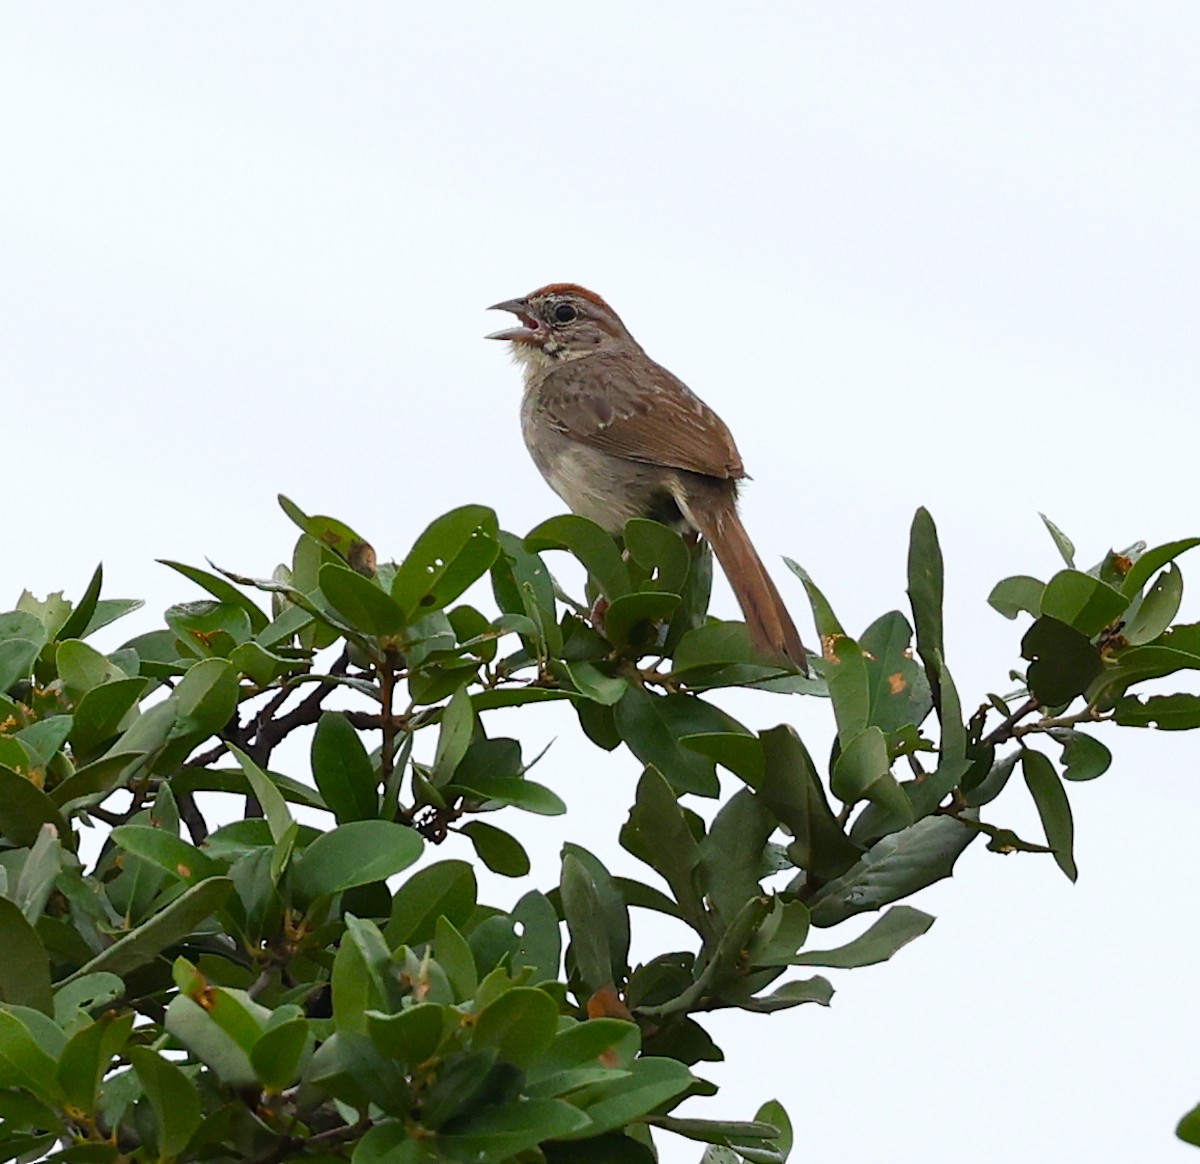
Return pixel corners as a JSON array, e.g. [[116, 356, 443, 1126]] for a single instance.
[[980, 697, 1040, 746], [378, 660, 398, 794]]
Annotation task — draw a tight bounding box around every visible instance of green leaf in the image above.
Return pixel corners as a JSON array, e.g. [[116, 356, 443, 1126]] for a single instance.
[[57, 1012, 134, 1111], [512, 891, 563, 984], [823, 634, 871, 747], [0, 765, 72, 849], [1122, 564, 1183, 645], [82, 598, 145, 639], [0, 898, 52, 1013], [808, 815, 977, 927], [562, 661, 627, 706], [1021, 749, 1077, 881], [529, 1018, 640, 1085], [747, 898, 811, 967], [988, 575, 1045, 620], [831, 727, 912, 824], [432, 688, 475, 787], [250, 1017, 312, 1090], [392, 505, 501, 622], [127, 1046, 203, 1156], [349, 1121, 422, 1164], [0, 1008, 64, 1105], [52, 976, 124, 1028], [620, 768, 706, 931], [460, 821, 530, 877], [680, 731, 765, 789], [385, 860, 477, 947], [755, 1099, 793, 1163], [614, 686, 743, 797], [418, 1047, 512, 1128], [277, 495, 374, 567], [226, 744, 295, 846], [306, 1030, 411, 1114], [603, 591, 681, 653], [491, 531, 563, 656], [673, 621, 764, 672], [525, 514, 631, 600], [170, 657, 240, 740], [165, 601, 253, 658], [785, 560, 844, 638], [1021, 617, 1103, 707], [111, 825, 222, 885], [648, 1115, 783, 1149], [53, 749, 140, 809], [911, 648, 969, 818], [158, 559, 269, 633], [1039, 570, 1128, 637], [699, 789, 775, 927], [291, 821, 422, 904], [448, 774, 566, 816], [561, 844, 630, 986], [434, 916, 478, 1001], [544, 1134, 655, 1164], [562, 1057, 694, 1139], [366, 1003, 446, 1066], [0, 610, 47, 649], [17, 588, 72, 639], [56, 565, 104, 643], [472, 687, 573, 711], [625, 519, 691, 595], [860, 611, 932, 734], [561, 854, 616, 993], [0, 637, 40, 693], [1039, 513, 1076, 567], [1177, 1101, 1200, 1148], [1120, 536, 1200, 597], [164, 994, 258, 1088], [311, 712, 378, 822], [728, 976, 834, 1013], [62, 877, 235, 982], [68, 678, 147, 757], [15, 715, 72, 765], [13, 824, 64, 922], [437, 1097, 592, 1158], [229, 640, 298, 685], [758, 726, 861, 882], [56, 640, 123, 694], [1050, 729, 1112, 781], [790, 905, 934, 967], [907, 507, 945, 688], [319, 563, 409, 636], [1113, 692, 1200, 730], [473, 986, 559, 1068]]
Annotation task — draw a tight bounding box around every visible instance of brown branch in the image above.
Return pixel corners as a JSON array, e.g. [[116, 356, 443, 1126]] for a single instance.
[[980, 697, 1040, 746], [176, 790, 210, 844], [246, 686, 328, 767], [378, 660, 398, 795]]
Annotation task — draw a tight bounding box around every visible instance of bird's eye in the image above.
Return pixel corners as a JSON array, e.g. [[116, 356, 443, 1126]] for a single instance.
[[553, 303, 577, 324]]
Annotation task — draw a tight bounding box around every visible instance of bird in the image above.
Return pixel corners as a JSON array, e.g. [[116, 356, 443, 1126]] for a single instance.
[[486, 283, 806, 671]]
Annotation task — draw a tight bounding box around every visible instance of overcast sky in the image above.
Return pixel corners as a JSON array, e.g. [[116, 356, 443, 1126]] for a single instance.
[[3, 5, 1199, 1161]]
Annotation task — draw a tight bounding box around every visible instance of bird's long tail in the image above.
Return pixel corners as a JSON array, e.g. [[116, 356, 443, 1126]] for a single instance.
[[687, 498, 808, 672]]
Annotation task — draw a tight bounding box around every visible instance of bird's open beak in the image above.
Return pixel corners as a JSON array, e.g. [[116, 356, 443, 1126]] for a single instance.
[[486, 298, 540, 342]]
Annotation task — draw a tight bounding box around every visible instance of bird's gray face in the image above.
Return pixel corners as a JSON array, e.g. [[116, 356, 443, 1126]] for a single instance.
[[486, 285, 634, 365]]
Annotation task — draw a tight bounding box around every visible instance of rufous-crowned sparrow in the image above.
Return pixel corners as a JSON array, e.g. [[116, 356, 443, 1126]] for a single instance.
[[487, 283, 806, 671]]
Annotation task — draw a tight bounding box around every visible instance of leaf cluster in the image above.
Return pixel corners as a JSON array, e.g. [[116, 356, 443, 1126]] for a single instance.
[[0, 499, 1196, 1161]]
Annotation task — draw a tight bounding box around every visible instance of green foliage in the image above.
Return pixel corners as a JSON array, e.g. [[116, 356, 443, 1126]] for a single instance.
[[0, 499, 1196, 1161]]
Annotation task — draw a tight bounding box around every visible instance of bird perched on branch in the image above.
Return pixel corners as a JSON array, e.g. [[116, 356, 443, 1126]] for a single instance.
[[487, 283, 806, 671]]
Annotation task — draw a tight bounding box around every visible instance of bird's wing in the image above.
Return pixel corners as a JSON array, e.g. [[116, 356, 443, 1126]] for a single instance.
[[536, 352, 746, 480]]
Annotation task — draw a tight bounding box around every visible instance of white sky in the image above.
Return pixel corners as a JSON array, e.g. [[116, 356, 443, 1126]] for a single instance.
[[3, 4, 1199, 1161]]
